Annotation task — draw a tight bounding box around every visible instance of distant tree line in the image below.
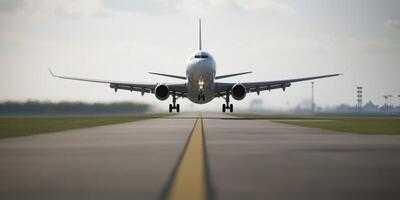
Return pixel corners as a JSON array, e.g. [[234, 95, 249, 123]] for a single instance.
[[247, 98, 400, 115], [322, 100, 399, 114], [0, 101, 151, 115]]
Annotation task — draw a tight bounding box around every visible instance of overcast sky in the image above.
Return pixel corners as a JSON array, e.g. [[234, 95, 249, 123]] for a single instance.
[[0, 0, 399, 111]]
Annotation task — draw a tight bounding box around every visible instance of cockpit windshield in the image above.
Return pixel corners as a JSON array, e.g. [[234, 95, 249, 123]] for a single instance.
[[194, 54, 208, 59], [189, 51, 212, 61]]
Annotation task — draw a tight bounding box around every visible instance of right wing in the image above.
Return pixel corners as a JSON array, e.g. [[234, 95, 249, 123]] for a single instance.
[[49, 69, 187, 97], [215, 73, 340, 97]]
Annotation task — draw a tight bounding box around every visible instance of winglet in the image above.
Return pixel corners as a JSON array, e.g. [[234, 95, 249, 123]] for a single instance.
[[48, 68, 55, 77]]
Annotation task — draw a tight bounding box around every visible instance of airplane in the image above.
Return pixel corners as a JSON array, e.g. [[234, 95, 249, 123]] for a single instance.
[[50, 19, 340, 113]]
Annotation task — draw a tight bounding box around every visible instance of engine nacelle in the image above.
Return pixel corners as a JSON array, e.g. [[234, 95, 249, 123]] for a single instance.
[[231, 83, 246, 101], [155, 84, 169, 101]]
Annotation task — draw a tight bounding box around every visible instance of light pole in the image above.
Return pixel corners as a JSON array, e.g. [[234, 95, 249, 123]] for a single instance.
[[311, 82, 314, 114], [398, 95, 400, 113], [388, 95, 393, 114], [356, 87, 363, 112], [397, 94, 400, 113], [383, 95, 389, 113]]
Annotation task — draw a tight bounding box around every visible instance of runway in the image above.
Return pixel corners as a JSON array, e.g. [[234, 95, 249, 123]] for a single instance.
[[1, 112, 400, 200]]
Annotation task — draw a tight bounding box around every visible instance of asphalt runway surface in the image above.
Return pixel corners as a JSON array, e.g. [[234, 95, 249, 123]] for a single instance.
[[1, 112, 400, 200]]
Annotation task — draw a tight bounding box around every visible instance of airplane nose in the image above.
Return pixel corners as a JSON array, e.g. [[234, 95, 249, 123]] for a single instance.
[[190, 66, 213, 80]]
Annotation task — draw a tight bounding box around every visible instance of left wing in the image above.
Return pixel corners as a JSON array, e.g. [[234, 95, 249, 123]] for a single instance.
[[148, 72, 186, 80], [215, 71, 252, 79], [215, 74, 340, 97], [49, 69, 187, 97]]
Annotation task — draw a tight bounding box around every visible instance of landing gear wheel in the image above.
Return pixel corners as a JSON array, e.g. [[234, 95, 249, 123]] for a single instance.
[[198, 94, 206, 101], [169, 92, 181, 112], [222, 91, 233, 113]]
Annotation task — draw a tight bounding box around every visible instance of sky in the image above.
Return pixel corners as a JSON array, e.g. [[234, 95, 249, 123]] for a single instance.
[[0, 0, 399, 111]]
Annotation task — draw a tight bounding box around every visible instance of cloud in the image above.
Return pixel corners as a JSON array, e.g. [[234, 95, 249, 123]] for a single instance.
[[0, 0, 24, 12], [102, 0, 296, 15], [385, 19, 400, 30], [54, 7, 84, 19], [0, 0, 114, 19], [233, 0, 295, 14], [102, 0, 178, 14], [52, 0, 114, 19]]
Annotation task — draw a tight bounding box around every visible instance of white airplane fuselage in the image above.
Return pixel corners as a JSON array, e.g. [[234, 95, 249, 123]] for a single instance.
[[186, 51, 216, 104]]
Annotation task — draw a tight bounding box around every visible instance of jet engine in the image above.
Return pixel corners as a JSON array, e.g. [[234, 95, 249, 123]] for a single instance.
[[231, 83, 246, 100], [155, 84, 169, 100]]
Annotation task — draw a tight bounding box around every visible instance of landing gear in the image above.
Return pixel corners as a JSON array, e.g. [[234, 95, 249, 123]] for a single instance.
[[197, 94, 205, 101], [222, 103, 233, 112], [169, 92, 180, 112], [222, 92, 233, 113]]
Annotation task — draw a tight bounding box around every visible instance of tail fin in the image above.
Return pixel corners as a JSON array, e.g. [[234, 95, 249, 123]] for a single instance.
[[199, 19, 202, 51]]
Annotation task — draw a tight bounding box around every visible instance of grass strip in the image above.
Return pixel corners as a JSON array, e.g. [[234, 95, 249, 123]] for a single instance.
[[0, 113, 171, 139], [232, 113, 400, 135]]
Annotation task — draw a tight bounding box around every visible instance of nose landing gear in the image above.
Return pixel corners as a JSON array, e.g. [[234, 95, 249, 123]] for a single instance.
[[197, 94, 205, 101], [222, 91, 233, 112], [169, 92, 180, 112]]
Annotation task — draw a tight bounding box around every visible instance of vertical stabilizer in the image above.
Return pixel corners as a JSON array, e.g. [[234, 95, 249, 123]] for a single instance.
[[199, 19, 202, 51]]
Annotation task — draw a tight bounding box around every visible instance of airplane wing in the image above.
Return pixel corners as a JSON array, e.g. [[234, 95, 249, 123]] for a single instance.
[[214, 73, 340, 97], [215, 71, 252, 79], [49, 69, 187, 97], [148, 72, 186, 80]]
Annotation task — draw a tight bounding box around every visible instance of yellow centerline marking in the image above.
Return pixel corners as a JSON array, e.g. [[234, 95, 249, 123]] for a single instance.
[[167, 118, 207, 200]]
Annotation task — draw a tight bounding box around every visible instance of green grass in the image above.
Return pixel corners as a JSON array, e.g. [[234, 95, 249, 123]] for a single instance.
[[0, 113, 171, 139], [232, 113, 400, 135], [231, 113, 318, 120]]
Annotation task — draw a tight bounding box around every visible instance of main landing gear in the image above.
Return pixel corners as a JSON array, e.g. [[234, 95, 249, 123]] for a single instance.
[[169, 93, 180, 112], [222, 91, 233, 113]]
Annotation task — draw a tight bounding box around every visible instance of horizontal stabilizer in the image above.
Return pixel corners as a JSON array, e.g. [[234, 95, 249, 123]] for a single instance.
[[215, 71, 252, 80], [148, 72, 186, 80]]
